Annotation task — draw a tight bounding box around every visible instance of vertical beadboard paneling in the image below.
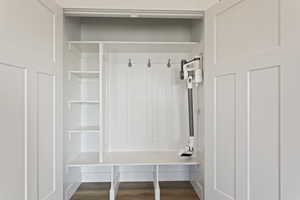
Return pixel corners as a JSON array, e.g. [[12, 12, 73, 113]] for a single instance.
[[107, 53, 191, 152], [127, 59, 148, 149]]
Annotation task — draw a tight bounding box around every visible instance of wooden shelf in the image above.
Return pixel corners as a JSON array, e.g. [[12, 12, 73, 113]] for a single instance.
[[67, 41, 201, 53], [67, 151, 200, 167], [68, 40, 200, 45], [68, 71, 100, 80], [67, 41, 99, 52], [68, 100, 99, 109], [68, 100, 99, 104], [66, 126, 100, 134]]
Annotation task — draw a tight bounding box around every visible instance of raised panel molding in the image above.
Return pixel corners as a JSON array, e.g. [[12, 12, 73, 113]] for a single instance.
[[214, 73, 237, 200], [247, 66, 281, 200], [0, 62, 28, 200], [37, 72, 56, 200]]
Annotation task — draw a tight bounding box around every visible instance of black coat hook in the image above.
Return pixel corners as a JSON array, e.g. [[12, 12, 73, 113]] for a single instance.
[[128, 58, 132, 67], [147, 58, 151, 68], [167, 59, 171, 68]]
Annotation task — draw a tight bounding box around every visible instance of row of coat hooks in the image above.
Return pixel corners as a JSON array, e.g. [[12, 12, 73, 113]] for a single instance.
[[127, 58, 175, 68]]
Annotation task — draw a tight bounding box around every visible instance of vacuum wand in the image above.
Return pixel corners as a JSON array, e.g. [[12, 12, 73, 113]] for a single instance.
[[188, 88, 194, 138], [179, 56, 203, 157]]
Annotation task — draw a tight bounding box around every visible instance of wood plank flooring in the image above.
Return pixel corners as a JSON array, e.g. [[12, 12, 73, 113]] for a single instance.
[[71, 182, 199, 200]]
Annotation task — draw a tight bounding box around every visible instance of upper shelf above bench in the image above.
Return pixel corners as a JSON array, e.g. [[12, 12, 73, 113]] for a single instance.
[[68, 70, 100, 80], [67, 41, 202, 53]]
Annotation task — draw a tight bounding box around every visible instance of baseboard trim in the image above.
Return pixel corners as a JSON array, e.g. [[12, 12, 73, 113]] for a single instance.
[[191, 180, 204, 200], [64, 182, 81, 200]]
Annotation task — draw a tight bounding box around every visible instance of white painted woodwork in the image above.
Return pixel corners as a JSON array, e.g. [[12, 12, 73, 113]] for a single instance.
[[68, 71, 100, 80], [68, 152, 200, 167], [109, 166, 120, 200], [214, 74, 236, 198], [0, 0, 55, 69], [0, 0, 63, 200], [98, 43, 105, 162], [37, 73, 57, 200], [79, 18, 201, 42], [68, 41, 200, 49], [80, 165, 191, 182], [153, 166, 160, 200], [106, 52, 190, 152], [64, 9, 204, 19], [65, 18, 202, 155], [63, 17, 87, 198], [56, 0, 217, 11], [0, 1, 298, 200], [63, 17, 203, 198], [248, 66, 280, 200], [68, 100, 99, 108], [280, 1, 300, 199], [215, 0, 280, 63], [0, 64, 27, 200], [205, 0, 300, 200], [190, 165, 204, 200], [67, 127, 100, 134]]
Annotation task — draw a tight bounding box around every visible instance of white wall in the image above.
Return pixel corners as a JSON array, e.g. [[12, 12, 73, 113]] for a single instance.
[[80, 18, 195, 42], [56, 0, 217, 11]]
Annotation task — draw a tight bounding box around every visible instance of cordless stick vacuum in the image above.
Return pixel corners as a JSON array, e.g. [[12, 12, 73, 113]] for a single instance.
[[179, 56, 203, 157]]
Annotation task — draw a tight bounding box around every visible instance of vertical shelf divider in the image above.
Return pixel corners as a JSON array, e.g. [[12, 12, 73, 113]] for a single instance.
[[99, 42, 104, 162]]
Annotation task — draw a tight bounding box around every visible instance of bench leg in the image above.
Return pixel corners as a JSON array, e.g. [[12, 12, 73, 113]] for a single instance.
[[110, 166, 120, 200], [153, 165, 160, 200]]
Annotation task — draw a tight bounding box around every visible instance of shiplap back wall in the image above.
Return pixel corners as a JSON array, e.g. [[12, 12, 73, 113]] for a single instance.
[[105, 52, 191, 152]]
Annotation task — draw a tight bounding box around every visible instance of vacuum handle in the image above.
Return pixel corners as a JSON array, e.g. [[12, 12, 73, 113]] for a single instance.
[[180, 59, 187, 80], [188, 88, 194, 137]]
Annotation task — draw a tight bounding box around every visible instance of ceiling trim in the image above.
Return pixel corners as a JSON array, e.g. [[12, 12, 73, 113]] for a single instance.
[[64, 8, 204, 19]]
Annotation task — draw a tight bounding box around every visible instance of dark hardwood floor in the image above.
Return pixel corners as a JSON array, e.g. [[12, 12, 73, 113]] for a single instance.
[[71, 182, 199, 200]]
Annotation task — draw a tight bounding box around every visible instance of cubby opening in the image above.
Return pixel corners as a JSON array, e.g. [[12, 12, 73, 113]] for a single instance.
[[64, 15, 205, 200]]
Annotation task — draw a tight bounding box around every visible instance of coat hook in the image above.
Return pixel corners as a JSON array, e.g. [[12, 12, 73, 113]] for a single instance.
[[128, 58, 132, 67], [167, 58, 171, 68], [147, 58, 151, 68]]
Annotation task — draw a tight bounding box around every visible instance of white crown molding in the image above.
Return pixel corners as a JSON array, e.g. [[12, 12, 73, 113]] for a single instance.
[[64, 8, 204, 19]]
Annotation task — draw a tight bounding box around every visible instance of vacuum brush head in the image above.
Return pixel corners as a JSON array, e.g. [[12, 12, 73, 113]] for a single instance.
[[180, 152, 193, 157], [179, 144, 194, 158]]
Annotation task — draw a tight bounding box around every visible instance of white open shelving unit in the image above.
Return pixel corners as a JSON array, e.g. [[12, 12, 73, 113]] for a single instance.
[[65, 40, 202, 199], [64, 16, 204, 200], [68, 70, 100, 80], [68, 40, 200, 46], [67, 41, 201, 54], [67, 100, 100, 109], [66, 126, 100, 134], [66, 40, 201, 164]]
